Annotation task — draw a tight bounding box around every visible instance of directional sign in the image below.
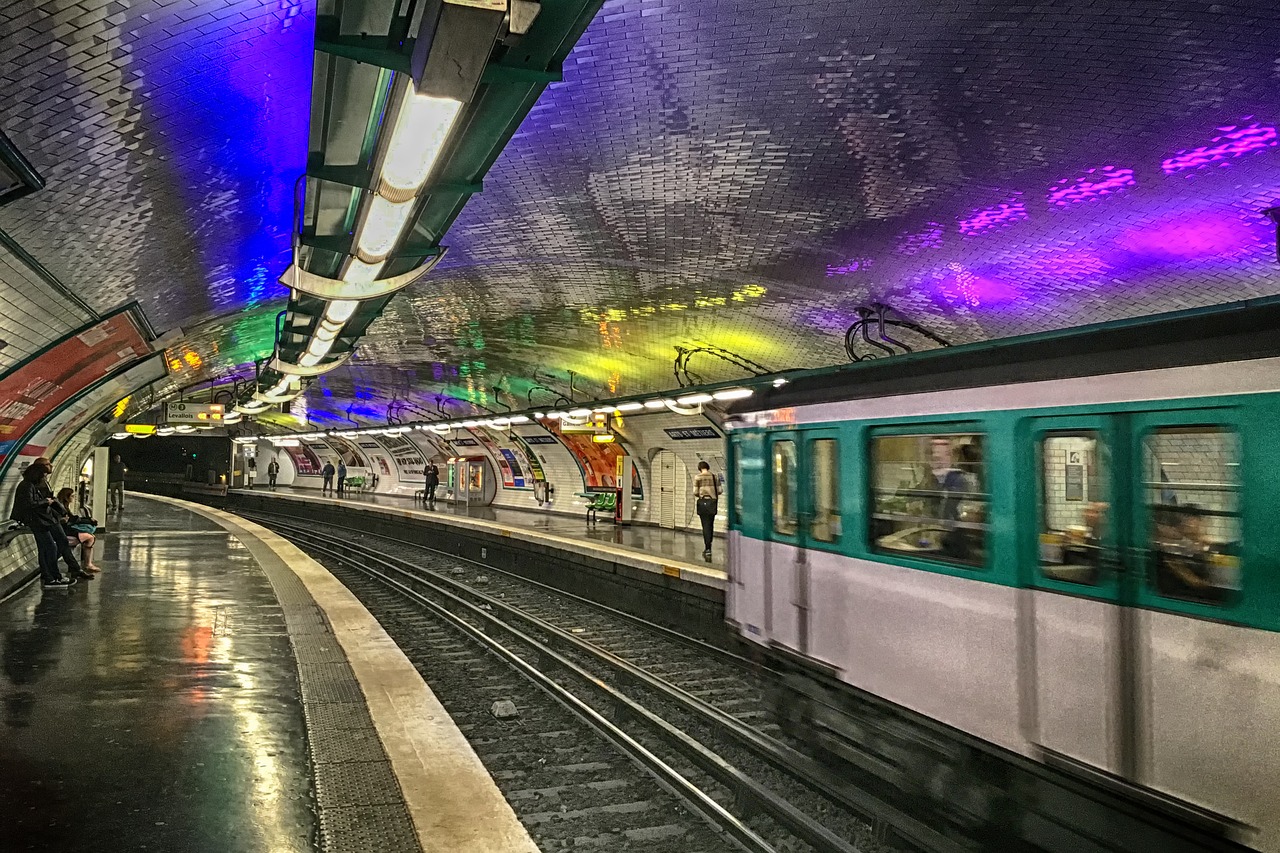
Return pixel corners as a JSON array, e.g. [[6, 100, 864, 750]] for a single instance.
[[165, 402, 224, 424]]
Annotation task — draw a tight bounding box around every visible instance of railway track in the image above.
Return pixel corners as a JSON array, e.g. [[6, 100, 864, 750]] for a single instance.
[[241, 510, 966, 853]]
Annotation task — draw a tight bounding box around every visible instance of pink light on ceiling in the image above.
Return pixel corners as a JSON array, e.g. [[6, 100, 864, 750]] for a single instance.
[[959, 195, 1027, 235], [1048, 167, 1136, 206], [1161, 121, 1278, 175]]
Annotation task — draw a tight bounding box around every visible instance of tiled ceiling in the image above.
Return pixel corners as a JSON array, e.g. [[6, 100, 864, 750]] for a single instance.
[[3, 0, 1280, 428]]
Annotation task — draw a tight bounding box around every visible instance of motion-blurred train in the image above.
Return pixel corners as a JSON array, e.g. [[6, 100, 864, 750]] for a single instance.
[[723, 298, 1280, 852]]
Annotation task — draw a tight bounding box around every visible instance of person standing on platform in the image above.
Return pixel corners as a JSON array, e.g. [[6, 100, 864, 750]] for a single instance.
[[692, 460, 721, 562], [12, 463, 74, 587], [321, 461, 336, 495], [424, 461, 440, 509], [266, 458, 279, 490], [336, 461, 347, 497], [107, 454, 127, 512]]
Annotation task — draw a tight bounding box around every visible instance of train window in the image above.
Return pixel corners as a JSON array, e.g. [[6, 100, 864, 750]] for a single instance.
[[1145, 427, 1241, 605], [870, 433, 987, 567], [1038, 433, 1107, 586], [772, 440, 798, 536], [809, 438, 841, 543]]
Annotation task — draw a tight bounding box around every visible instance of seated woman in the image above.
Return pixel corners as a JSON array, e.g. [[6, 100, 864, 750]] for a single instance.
[[55, 487, 101, 574]]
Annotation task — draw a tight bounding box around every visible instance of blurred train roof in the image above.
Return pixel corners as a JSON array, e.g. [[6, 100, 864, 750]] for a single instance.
[[731, 296, 1280, 413]]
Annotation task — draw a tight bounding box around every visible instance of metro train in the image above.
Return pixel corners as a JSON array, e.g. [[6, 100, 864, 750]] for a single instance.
[[723, 298, 1280, 851]]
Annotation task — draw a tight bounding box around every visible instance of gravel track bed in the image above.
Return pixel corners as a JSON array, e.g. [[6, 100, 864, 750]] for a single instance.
[[312, 552, 737, 853], [249, 513, 912, 853]]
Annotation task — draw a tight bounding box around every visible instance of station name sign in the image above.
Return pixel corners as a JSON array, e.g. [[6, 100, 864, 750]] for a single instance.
[[521, 435, 560, 445], [165, 402, 224, 424], [663, 426, 720, 441]]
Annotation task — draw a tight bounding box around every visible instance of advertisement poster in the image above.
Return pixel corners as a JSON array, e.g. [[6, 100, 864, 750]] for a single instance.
[[0, 309, 152, 466], [508, 432, 547, 483], [282, 443, 323, 476], [559, 431, 642, 496], [471, 429, 526, 488], [377, 433, 425, 479], [325, 436, 366, 467]]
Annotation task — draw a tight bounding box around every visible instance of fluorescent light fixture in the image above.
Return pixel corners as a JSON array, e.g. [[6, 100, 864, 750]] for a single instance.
[[461, 420, 480, 428], [592, 405, 614, 413], [532, 412, 545, 419], [772, 377, 788, 388], [380, 90, 462, 198], [677, 393, 714, 406], [568, 408, 592, 418], [222, 412, 242, 425], [111, 432, 130, 440], [643, 399, 666, 409], [510, 415, 530, 424], [344, 259, 384, 283], [156, 426, 176, 436], [271, 438, 301, 447], [325, 300, 359, 323], [545, 412, 561, 419], [356, 195, 414, 261], [712, 388, 753, 401], [616, 402, 645, 412], [175, 424, 195, 433]]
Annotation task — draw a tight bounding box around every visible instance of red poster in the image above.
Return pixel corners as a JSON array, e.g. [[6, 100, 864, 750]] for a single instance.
[[282, 443, 323, 476], [0, 310, 151, 465], [558, 431, 641, 496]]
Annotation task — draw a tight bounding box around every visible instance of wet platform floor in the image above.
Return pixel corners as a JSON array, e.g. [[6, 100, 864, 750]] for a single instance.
[[0, 497, 315, 852], [248, 486, 727, 570]]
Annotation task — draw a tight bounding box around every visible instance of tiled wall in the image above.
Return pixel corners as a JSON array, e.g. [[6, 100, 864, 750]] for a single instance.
[[1043, 435, 1100, 531], [1144, 429, 1239, 543], [0, 530, 37, 594]]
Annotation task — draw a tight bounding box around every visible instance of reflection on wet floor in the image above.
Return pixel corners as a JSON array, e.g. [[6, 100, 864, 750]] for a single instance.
[[253, 486, 728, 569], [0, 496, 315, 853]]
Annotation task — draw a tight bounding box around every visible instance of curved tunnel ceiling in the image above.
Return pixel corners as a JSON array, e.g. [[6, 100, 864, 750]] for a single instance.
[[2, 1, 1279, 430]]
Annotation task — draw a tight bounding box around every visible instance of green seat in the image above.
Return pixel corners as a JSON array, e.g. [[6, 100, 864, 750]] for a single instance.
[[585, 491, 616, 522]]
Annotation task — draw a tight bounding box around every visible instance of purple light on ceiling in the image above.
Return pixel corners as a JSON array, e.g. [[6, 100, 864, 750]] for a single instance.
[[1048, 167, 1136, 206], [1161, 121, 1278, 175], [921, 265, 1021, 309], [825, 257, 873, 277], [959, 196, 1027, 235], [895, 222, 944, 255], [1116, 210, 1258, 260]]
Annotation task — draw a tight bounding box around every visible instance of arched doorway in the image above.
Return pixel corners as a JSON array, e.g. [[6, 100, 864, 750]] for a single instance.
[[653, 449, 690, 530]]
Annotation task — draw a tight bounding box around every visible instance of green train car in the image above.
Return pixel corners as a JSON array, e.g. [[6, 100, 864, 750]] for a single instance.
[[725, 297, 1280, 851]]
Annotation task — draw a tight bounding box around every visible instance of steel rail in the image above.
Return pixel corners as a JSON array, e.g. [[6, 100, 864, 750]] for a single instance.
[[242, 506, 751, 667], [250, 515, 877, 853], [247, 511, 971, 853], [283, 527, 776, 853]]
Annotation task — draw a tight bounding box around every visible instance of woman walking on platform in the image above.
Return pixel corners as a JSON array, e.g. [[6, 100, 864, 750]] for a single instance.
[[692, 461, 721, 561]]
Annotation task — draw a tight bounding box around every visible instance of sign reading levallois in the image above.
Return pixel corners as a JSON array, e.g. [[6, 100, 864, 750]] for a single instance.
[[663, 426, 720, 441], [165, 402, 225, 424]]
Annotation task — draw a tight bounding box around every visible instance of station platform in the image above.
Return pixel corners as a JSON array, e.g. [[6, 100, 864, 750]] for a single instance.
[[238, 486, 727, 582], [0, 495, 536, 853]]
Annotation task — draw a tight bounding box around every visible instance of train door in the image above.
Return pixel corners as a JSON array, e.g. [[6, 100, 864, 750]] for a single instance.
[[1125, 410, 1262, 831], [763, 429, 839, 654], [1025, 414, 1130, 775], [729, 431, 769, 640]]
